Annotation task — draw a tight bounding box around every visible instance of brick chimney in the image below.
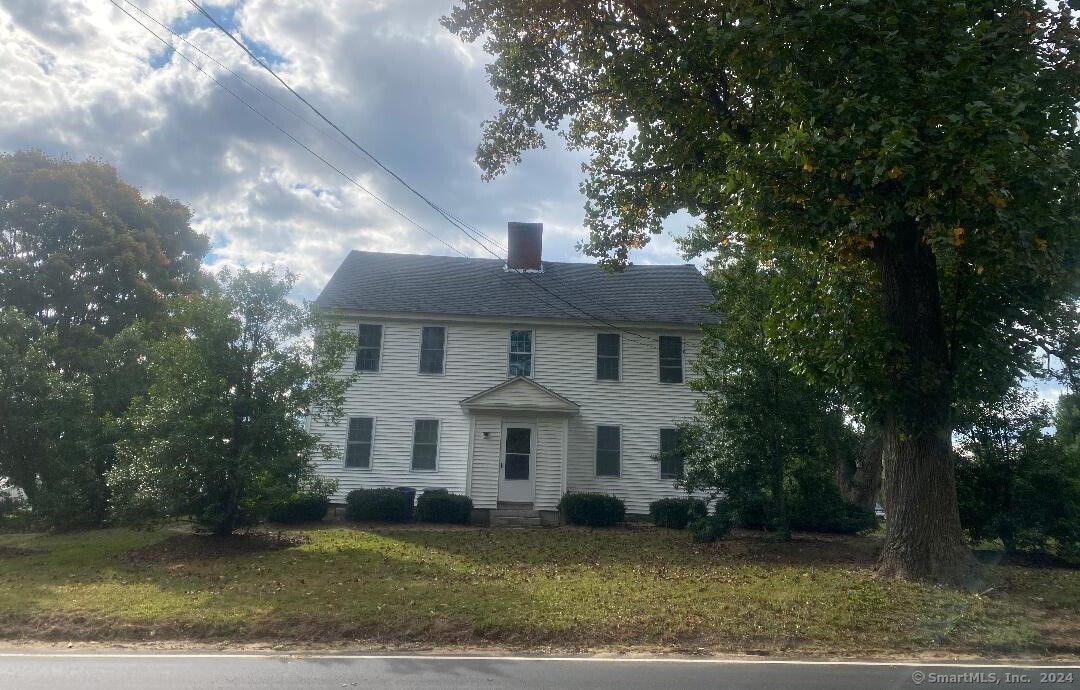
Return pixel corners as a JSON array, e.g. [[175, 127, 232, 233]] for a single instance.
[[506, 222, 543, 272]]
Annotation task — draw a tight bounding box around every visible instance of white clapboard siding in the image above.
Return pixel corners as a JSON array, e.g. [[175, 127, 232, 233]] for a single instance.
[[468, 414, 502, 508], [311, 318, 703, 514]]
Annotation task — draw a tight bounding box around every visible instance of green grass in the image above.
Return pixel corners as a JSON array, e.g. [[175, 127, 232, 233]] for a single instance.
[[0, 525, 1077, 656]]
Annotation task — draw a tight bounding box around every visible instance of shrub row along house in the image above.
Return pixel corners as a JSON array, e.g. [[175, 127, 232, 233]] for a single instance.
[[311, 222, 718, 524]]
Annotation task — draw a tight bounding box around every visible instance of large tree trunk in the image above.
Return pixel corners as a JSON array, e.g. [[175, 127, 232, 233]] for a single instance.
[[873, 224, 980, 587]]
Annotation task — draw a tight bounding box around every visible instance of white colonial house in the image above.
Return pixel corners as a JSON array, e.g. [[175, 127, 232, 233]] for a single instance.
[[311, 222, 719, 524]]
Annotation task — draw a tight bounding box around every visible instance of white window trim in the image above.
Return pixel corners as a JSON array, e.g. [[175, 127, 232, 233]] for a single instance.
[[417, 325, 447, 376], [594, 424, 622, 478], [344, 415, 376, 471], [506, 327, 535, 378], [595, 332, 621, 382], [355, 322, 385, 373], [658, 334, 684, 384], [410, 418, 442, 472], [657, 426, 684, 481]]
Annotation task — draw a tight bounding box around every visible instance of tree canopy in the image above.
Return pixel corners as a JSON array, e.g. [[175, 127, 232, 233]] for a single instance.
[[0, 150, 209, 368], [109, 268, 356, 535], [446, 0, 1080, 584], [0, 151, 210, 526]]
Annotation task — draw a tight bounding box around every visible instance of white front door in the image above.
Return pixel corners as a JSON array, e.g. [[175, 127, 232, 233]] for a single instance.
[[498, 424, 535, 503]]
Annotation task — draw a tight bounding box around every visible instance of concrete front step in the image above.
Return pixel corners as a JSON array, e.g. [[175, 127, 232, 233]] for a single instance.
[[492, 508, 538, 518], [490, 515, 543, 527]]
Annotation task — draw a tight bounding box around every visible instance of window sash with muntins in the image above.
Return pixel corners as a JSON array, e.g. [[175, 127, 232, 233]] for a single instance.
[[659, 335, 683, 383], [345, 417, 374, 468], [411, 419, 439, 471], [508, 329, 533, 377], [355, 324, 382, 372], [659, 427, 685, 479], [596, 333, 620, 380], [419, 326, 446, 374], [595, 425, 621, 477]]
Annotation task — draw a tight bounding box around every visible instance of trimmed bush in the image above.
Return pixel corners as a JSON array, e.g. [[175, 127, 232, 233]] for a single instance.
[[689, 503, 735, 543], [345, 488, 411, 523], [788, 481, 878, 534], [268, 494, 330, 524], [414, 491, 473, 524], [649, 497, 707, 529], [557, 492, 625, 527]]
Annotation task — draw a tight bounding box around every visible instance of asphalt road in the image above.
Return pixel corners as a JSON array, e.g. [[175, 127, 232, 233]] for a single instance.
[[1, 652, 1078, 689]]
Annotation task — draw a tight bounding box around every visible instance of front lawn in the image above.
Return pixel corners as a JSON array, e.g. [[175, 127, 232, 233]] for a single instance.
[[0, 525, 1077, 656]]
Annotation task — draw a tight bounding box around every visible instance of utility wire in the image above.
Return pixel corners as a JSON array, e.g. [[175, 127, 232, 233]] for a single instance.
[[113, 1, 602, 326], [121, 0, 335, 142], [184, 0, 655, 342], [111, 0, 468, 259]]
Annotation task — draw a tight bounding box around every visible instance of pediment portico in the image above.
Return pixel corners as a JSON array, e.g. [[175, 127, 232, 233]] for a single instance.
[[459, 376, 580, 416]]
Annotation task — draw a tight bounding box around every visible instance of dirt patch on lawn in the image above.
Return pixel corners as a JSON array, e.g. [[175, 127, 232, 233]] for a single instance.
[[115, 531, 309, 566], [734, 531, 882, 567], [974, 549, 1080, 570], [0, 545, 34, 558]]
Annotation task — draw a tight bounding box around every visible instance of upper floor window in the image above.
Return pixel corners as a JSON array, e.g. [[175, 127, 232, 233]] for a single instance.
[[508, 329, 533, 377], [355, 324, 383, 372], [659, 335, 683, 383], [659, 427, 685, 479], [596, 333, 620, 381], [411, 419, 440, 471], [595, 425, 621, 477], [419, 326, 446, 374], [345, 417, 374, 469]]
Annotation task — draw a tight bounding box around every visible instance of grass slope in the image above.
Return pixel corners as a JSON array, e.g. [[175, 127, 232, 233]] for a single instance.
[[0, 525, 1076, 656]]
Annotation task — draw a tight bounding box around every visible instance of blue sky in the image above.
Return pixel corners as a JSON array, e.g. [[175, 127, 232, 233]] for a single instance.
[[0, 0, 700, 301]]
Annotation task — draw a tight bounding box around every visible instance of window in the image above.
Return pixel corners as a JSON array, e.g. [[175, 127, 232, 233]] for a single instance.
[[596, 333, 620, 380], [504, 427, 532, 480], [411, 419, 440, 471], [419, 326, 446, 374], [355, 324, 383, 372], [659, 427, 685, 479], [595, 425, 621, 477], [659, 335, 683, 383], [345, 417, 374, 468], [508, 329, 533, 377]]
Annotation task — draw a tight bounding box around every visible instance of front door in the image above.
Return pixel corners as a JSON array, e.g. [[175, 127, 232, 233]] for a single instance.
[[498, 424, 535, 503]]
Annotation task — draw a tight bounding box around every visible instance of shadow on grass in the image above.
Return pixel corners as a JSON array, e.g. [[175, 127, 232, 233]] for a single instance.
[[379, 525, 883, 569], [0, 527, 551, 646]]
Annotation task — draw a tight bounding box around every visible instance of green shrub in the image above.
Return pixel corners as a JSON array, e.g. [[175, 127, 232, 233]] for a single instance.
[[649, 497, 706, 529], [788, 483, 878, 534], [557, 492, 625, 527], [414, 491, 472, 524], [728, 493, 771, 530], [345, 488, 411, 523], [689, 503, 735, 543], [268, 494, 330, 524], [267, 476, 335, 524]]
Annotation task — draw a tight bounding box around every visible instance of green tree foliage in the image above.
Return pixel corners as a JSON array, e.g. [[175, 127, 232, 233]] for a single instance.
[[108, 268, 356, 536], [955, 389, 1080, 562], [0, 150, 209, 369], [679, 247, 874, 535], [444, 1, 1080, 584], [0, 151, 209, 526], [0, 308, 99, 528]]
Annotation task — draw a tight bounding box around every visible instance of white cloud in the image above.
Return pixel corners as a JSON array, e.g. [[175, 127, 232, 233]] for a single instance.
[[0, 0, 700, 303]]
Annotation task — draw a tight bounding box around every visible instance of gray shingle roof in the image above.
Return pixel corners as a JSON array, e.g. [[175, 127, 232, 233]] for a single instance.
[[316, 251, 719, 325]]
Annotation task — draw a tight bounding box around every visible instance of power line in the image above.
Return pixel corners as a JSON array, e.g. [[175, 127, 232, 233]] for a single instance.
[[111, 0, 469, 259], [184, 0, 655, 342], [112, 1, 608, 326], [120, 0, 335, 143], [116, 0, 655, 340]]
